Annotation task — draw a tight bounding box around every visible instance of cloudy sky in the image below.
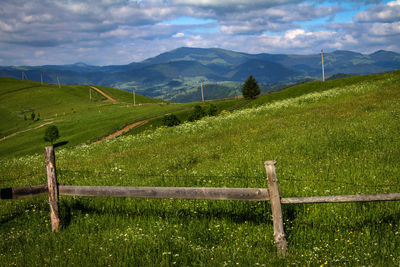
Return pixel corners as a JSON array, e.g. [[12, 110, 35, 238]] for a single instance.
[[0, 0, 399, 66]]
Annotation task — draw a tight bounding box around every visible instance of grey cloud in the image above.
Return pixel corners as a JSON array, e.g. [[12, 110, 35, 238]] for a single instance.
[[354, 1, 400, 22], [172, 0, 300, 8], [0, 0, 188, 53], [0, 0, 399, 66], [218, 3, 341, 35]]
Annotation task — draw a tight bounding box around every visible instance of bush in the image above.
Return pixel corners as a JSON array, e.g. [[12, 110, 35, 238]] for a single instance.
[[188, 105, 206, 122], [206, 104, 218, 116], [242, 75, 260, 99], [163, 114, 181, 127], [44, 125, 60, 144]]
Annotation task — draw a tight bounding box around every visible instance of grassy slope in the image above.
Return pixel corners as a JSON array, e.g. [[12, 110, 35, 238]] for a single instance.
[[1, 78, 243, 157], [244, 73, 392, 109], [127, 98, 247, 135], [95, 85, 163, 104], [1, 71, 400, 265]]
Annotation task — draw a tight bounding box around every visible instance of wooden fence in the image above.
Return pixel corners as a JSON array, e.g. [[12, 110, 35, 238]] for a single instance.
[[2, 145, 400, 256]]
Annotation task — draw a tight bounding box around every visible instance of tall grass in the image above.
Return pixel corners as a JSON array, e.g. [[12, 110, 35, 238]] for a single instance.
[[1, 71, 400, 265]]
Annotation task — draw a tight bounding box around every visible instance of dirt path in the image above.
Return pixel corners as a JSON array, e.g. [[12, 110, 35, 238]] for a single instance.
[[94, 120, 148, 144], [0, 85, 42, 96], [89, 86, 118, 103], [1, 120, 61, 142]]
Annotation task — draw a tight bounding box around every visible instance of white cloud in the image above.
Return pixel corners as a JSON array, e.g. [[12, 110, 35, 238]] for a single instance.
[[388, 0, 400, 6], [173, 32, 185, 38], [285, 29, 307, 39], [370, 22, 400, 36]]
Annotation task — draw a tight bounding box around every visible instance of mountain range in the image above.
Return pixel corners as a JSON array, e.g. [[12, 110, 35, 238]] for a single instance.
[[1, 47, 400, 102]]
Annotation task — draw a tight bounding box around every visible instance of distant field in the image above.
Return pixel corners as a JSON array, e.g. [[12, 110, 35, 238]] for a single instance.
[[1, 70, 399, 265], [0, 78, 246, 157]]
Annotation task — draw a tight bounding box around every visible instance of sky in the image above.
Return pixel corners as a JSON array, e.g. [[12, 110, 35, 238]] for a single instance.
[[0, 0, 399, 66]]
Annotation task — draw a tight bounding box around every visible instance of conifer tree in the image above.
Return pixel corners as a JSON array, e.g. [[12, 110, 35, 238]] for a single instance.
[[242, 75, 260, 99]]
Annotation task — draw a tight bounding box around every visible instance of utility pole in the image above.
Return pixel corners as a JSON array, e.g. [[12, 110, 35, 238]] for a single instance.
[[21, 71, 28, 80], [89, 87, 92, 101], [321, 49, 325, 82], [132, 87, 136, 106], [57, 76, 61, 88], [201, 80, 205, 102], [40, 72, 43, 85]]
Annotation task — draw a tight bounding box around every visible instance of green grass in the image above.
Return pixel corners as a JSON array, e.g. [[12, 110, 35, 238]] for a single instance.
[[244, 72, 393, 109], [0, 78, 244, 158], [1, 71, 400, 265], [127, 98, 247, 135], [95, 85, 163, 104]]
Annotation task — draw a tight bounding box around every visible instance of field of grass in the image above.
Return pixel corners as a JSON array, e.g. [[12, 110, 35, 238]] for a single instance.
[[0, 78, 245, 158], [1, 71, 400, 265]]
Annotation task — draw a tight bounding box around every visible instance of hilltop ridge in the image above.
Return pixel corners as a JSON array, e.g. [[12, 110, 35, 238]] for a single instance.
[[1, 48, 399, 102]]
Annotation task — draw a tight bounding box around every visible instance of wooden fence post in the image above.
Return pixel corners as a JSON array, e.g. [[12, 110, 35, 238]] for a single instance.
[[265, 161, 287, 256], [45, 146, 60, 232]]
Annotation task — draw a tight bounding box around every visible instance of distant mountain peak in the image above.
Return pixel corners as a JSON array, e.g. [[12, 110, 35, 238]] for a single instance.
[[72, 62, 89, 67], [330, 50, 362, 56]]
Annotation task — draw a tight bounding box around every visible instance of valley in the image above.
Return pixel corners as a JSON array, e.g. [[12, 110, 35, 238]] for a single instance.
[[2, 48, 400, 102]]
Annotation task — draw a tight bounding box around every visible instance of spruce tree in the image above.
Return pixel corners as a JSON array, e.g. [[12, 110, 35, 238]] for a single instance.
[[242, 75, 260, 99]]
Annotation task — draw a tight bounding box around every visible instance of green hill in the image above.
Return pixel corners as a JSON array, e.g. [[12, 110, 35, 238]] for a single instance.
[[1, 70, 399, 265], [0, 78, 177, 157], [0, 78, 246, 157]]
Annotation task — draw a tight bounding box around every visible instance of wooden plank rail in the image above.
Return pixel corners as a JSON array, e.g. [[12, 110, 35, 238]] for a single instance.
[[58, 185, 270, 201], [281, 193, 400, 204], [3, 185, 399, 204], [0, 184, 47, 199]]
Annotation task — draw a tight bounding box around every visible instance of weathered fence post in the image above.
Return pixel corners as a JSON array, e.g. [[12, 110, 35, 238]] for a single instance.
[[45, 146, 60, 232], [265, 160, 287, 256]]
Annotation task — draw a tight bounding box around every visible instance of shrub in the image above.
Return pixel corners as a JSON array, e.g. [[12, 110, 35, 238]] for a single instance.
[[44, 125, 60, 144], [242, 75, 260, 99], [206, 104, 218, 116], [188, 105, 206, 122], [162, 114, 181, 127]]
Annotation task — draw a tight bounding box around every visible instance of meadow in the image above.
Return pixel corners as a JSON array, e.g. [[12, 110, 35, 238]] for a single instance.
[[1, 71, 400, 265], [0, 78, 245, 157]]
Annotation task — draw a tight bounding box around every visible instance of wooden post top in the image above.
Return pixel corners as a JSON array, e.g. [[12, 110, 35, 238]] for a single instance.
[[264, 160, 277, 166], [45, 145, 54, 151]]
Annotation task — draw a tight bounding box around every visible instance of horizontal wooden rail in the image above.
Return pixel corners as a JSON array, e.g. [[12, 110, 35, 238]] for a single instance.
[[281, 193, 400, 204], [0, 184, 48, 199], [58, 185, 270, 201], [3, 185, 400, 204]]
